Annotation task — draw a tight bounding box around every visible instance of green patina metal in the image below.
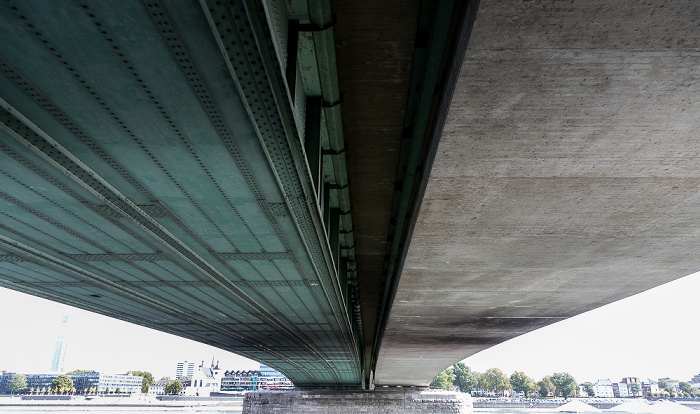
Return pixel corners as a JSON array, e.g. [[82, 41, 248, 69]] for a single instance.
[[0, 0, 361, 387]]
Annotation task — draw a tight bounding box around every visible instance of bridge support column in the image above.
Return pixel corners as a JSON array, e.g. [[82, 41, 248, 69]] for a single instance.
[[242, 389, 472, 413]]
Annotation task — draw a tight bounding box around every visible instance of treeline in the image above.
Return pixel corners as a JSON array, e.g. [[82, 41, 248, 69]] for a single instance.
[[657, 379, 697, 397], [431, 363, 578, 398]]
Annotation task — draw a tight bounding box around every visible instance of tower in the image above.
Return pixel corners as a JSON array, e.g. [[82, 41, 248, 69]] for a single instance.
[[176, 361, 196, 379], [50, 315, 69, 372]]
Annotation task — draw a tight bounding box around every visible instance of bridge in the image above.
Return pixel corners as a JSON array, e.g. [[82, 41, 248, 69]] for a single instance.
[[1, 0, 699, 404]]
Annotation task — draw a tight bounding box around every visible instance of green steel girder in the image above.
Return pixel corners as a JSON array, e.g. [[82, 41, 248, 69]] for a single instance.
[[0, 0, 362, 388], [201, 0, 363, 381]]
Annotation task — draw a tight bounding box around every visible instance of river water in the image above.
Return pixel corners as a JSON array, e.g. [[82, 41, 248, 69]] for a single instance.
[[0, 411, 562, 414], [0, 410, 242, 414], [0, 409, 578, 414]]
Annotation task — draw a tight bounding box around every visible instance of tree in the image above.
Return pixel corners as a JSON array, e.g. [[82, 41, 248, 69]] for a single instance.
[[9, 374, 27, 395], [510, 371, 535, 397], [104, 387, 110, 394], [453, 363, 478, 394], [165, 381, 183, 395], [628, 382, 641, 397], [128, 371, 154, 393], [679, 382, 692, 396], [581, 382, 595, 397], [538, 376, 555, 397], [430, 368, 455, 391], [658, 379, 676, 396], [479, 368, 511, 396], [550, 373, 578, 398], [51, 375, 74, 394], [115, 388, 121, 394], [66, 370, 96, 375]]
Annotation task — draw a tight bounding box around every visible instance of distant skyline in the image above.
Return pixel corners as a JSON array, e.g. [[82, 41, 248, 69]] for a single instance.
[[1, 270, 699, 383]]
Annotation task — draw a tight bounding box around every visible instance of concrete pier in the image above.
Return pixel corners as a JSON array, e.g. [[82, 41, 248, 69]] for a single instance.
[[242, 389, 472, 413]]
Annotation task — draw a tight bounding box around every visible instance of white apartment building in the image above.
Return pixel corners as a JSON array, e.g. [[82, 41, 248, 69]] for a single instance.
[[594, 379, 614, 398], [148, 379, 168, 396]]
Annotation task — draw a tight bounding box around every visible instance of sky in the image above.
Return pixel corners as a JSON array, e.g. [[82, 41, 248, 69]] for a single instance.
[[0, 287, 258, 380], [1, 271, 699, 383]]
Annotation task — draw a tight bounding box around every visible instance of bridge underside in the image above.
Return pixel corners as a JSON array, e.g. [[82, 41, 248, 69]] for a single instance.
[[1, 0, 700, 390], [0, 0, 362, 387], [374, 0, 700, 385]]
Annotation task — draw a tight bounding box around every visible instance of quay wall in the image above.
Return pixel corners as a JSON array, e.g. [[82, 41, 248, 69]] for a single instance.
[[243, 389, 472, 413]]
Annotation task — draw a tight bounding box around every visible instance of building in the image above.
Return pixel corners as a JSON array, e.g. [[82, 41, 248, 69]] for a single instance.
[[612, 382, 629, 398], [593, 379, 614, 398], [220, 364, 293, 391], [0, 372, 142, 394], [220, 369, 261, 391], [690, 374, 700, 384], [148, 379, 168, 396], [620, 377, 642, 397], [183, 361, 222, 397], [0, 373, 19, 394], [641, 379, 660, 396], [259, 365, 294, 390], [175, 361, 196, 380], [70, 372, 100, 394], [96, 373, 143, 393], [20, 373, 58, 393]]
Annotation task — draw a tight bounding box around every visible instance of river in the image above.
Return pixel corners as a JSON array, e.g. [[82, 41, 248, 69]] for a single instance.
[[0, 410, 242, 414]]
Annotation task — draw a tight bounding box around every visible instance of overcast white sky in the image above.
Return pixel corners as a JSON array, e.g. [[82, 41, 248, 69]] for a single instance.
[[1, 271, 699, 383], [0, 288, 258, 379]]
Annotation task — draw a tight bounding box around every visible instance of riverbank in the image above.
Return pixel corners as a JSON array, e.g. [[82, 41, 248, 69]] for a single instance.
[[4, 394, 699, 412], [473, 397, 700, 411], [474, 397, 619, 410], [0, 395, 243, 411]]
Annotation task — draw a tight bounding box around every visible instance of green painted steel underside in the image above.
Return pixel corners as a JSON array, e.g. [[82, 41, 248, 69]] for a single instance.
[[0, 0, 361, 387]]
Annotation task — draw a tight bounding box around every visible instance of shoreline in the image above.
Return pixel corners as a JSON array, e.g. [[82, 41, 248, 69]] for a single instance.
[[0, 405, 243, 412], [0, 396, 242, 411]]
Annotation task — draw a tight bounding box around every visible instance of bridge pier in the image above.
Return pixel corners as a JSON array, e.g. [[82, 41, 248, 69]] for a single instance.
[[242, 388, 472, 413]]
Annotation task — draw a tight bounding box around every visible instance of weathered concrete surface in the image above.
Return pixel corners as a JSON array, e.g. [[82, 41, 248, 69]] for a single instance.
[[375, 0, 700, 385], [242, 389, 472, 413]]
